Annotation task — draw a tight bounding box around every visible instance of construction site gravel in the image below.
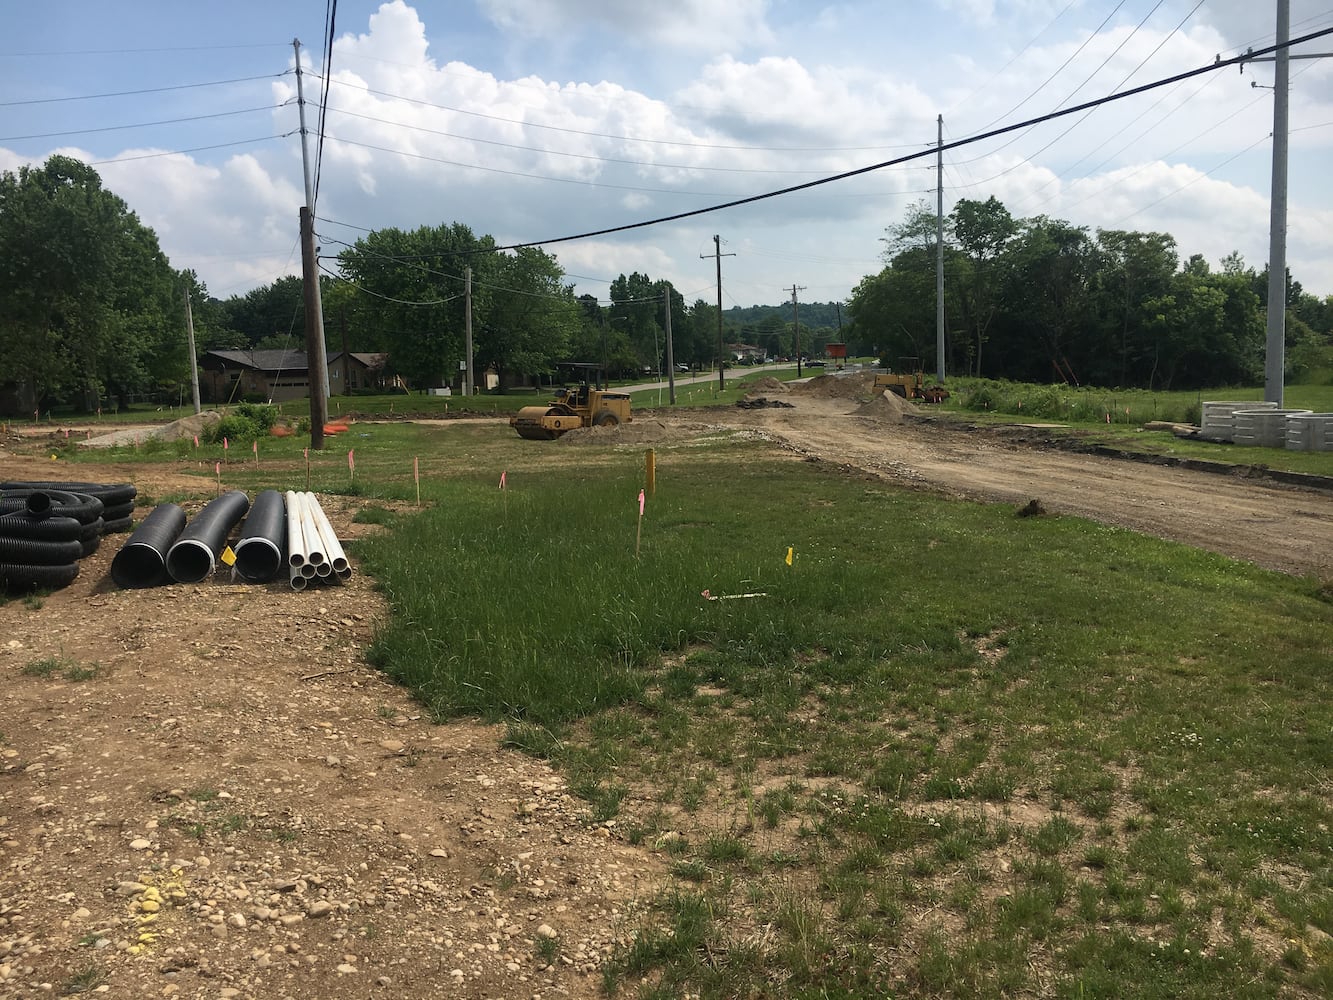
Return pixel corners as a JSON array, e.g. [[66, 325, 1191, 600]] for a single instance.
[[0, 377, 1329, 999]]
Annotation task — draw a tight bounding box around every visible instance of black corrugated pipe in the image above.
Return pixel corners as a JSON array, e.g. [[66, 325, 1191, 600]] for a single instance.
[[165, 491, 250, 584], [0, 489, 104, 524], [0, 480, 137, 507], [233, 490, 287, 583], [0, 561, 79, 590], [0, 535, 83, 565], [0, 513, 82, 542], [111, 503, 188, 589]]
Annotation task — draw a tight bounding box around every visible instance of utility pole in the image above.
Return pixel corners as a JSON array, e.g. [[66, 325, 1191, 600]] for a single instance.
[[183, 288, 201, 415], [663, 288, 677, 405], [935, 114, 946, 385], [464, 266, 474, 396], [701, 235, 735, 390], [293, 38, 329, 449], [789, 284, 806, 377]]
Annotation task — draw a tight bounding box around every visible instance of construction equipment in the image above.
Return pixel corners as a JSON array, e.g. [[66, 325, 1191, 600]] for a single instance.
[[510, 364, 632, 440], [873, 357, 949, 403]]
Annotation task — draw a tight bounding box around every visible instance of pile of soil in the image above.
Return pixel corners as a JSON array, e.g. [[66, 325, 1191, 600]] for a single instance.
[[788, 372, 877, 401], [80, 412, 222, 449], [745, 376, 786, 394], [853, 391, 917, 423]]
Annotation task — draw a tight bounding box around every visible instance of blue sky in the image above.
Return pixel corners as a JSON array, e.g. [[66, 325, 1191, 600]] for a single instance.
[[2, 1, 1331, 309]]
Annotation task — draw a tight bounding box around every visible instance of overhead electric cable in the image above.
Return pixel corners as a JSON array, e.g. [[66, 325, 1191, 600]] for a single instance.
[[312, 0, 337, 211], [0, 43, 284, 56], [942, 0, 1081, 117], [326, 106, 868, 175], [0, 73, 285, 106], [0, 104, 284, 142], [89, 134, 291, 164], [474, 28, 1333, 253], [325, 77, 922, 153]]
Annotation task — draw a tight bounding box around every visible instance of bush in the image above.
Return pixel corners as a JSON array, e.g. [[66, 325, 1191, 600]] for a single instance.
[[206, 402, 278, 444]]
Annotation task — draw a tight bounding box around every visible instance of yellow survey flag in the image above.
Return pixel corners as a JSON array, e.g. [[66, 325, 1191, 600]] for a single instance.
[[785, 547, 793, 566]]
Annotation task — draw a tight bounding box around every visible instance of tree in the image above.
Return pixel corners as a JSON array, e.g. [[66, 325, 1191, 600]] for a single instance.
[[949, 196, 1017, 376], [0, 155, 183, 409], [337, 223, 496, 389], [475, 247, 580, 385]]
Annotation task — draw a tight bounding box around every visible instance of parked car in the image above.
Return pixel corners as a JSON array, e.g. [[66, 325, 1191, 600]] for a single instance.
[[806, 360, 826, 368], [676, 363, 690, 372]]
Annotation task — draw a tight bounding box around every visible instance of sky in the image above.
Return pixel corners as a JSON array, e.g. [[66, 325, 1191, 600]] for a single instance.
[[2, 0, 1331, 313]]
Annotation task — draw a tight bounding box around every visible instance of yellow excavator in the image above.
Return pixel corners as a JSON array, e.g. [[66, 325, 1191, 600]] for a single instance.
[[510, 364, 633, 440]]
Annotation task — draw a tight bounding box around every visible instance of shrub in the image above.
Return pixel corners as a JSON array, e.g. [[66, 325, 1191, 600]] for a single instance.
[[207, 402, 278, 444]]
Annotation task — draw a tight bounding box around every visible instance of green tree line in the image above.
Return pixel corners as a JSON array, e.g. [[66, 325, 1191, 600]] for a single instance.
[[6, 159, 1330, 413], [846, 196, 1333, 389]]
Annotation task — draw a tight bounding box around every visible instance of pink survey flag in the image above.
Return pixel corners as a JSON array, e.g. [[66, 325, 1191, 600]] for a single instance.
[[638, 489, 645, 516], [223, 436, 228, 450], [500, 470, 507, 490], [348, 449, 355, 472]]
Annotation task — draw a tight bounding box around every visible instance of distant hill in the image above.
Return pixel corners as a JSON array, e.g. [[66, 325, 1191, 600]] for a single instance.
[[725, 302, 845, 335]]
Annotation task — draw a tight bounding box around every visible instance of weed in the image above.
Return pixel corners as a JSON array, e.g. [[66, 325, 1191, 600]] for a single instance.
[[60, 962, 106, 994]]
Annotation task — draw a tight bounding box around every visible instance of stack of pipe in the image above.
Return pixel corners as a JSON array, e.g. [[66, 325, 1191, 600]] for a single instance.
[[285, 491, 351, 591]]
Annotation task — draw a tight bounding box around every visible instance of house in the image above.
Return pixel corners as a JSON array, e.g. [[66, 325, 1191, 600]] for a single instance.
[[200, 349, 310, 403], [200, 349, 397, 402]]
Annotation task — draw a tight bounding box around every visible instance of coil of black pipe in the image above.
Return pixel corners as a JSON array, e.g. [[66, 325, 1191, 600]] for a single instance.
[[112, 503, 188, 589], [0, 561, 79, 590], [165, 491, 250, 584], [0, 489, 104, 524], [0, 480, 136, 508], [0, 507, 86, 592], [233, 490, 287, 583]]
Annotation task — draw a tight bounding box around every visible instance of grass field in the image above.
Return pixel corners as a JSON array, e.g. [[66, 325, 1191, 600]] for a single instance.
[[26, 400, 1333, 995], [290, 421, 1325, 999]]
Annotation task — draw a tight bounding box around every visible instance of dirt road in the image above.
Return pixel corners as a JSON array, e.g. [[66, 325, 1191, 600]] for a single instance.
[[681, 385, 1332, 578]]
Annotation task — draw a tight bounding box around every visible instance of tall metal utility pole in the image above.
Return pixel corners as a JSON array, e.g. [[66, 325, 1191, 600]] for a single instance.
[[293, 38, 329, 448], [663, 288, 677, 405], [701, 235, 735, 390], [1265, 1, 1291, 407], [789, 284, 806, 378], [183, 289, 201, 415], [464, 266, 474, 396], [1240, 0, 1332, 406], [935, 114, 946, 385]]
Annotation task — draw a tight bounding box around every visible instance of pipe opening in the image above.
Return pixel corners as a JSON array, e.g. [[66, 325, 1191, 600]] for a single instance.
[[111, 543, 168, 589], [234, 538, 282, 583], [166, 539, 216, 583]]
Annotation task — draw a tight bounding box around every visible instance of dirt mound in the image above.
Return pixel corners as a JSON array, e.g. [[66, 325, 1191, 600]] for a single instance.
[[788, 372, 877, 400], [80, 410, 221, 449], [558, 419, 701, 446], [853, 390, 917, 423], [745, 376, 786, 394]]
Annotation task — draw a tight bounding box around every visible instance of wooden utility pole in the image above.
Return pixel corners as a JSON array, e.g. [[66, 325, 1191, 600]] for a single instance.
[[300, 206, 326, 449], [789, 284, 806, 377], [663, 288, 676, 405], [935, 114, 946, 385], [183, 288, 201, 414], [701, 235, 735, 389], [294, 38, 329, 448], [464, 266, 474, 396]]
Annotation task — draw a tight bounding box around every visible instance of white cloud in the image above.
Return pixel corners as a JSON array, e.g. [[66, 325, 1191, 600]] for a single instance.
[[476, 0, 774, 51]]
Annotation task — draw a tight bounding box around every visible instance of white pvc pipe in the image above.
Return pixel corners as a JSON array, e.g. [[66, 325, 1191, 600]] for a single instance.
[[284, 491, 308, 568], [289, 564, 308, 591], [299, 492, 324, 566], [304, 492, 350, 575]]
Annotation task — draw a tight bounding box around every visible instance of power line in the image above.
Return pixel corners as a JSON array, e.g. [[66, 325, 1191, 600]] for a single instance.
[[0, 73, 287, 107], [88, 134, 292, 165], [318, 261, 460, 306], [324, 77, 924, 154], [0, 43, 285, 57], [312, 0, 337, 212], [479, 28, 1333, 255], [0, 104, 285, 143], [325, 106, 869, 176]]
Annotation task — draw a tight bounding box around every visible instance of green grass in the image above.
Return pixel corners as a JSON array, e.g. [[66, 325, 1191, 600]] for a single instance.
[[348, 423, 1331, 998], [20, 380, 1332, 996], [21, 654, 103, 681]]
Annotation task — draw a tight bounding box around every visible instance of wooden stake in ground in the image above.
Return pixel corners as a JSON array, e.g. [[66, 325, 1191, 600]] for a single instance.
[[304, 448, 310, 491], [636, 488, 645, 558], [414, 456, 420, 507], [348, 448, 355, 484], [500, 470, 507, 515], [253, 439, 259, 466], [214, 462, 221, 495]]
